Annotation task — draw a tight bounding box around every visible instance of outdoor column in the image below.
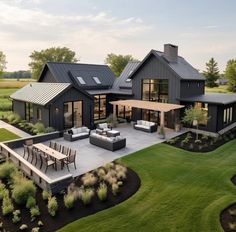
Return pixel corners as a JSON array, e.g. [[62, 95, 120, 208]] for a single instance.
[[113, 104, 116, 121], [160, 111, 165, 127]]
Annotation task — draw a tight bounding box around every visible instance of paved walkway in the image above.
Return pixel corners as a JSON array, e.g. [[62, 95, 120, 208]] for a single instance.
[[0, 120, 31, 138]]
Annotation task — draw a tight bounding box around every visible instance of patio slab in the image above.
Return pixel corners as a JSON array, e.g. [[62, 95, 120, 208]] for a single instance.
[[14, 123, 186, 179]]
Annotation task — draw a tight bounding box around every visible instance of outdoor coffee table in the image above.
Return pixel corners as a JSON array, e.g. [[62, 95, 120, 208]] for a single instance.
[[106, 130, 120, 137]]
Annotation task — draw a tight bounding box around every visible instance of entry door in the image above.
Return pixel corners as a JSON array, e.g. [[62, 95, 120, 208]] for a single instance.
[[73, 101, 82, 127]]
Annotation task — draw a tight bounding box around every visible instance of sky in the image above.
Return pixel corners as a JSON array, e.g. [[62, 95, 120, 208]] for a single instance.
[[1, 0, 236, 72]]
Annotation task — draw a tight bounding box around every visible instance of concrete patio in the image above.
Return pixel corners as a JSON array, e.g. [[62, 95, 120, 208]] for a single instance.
[[14, 123, 186, 179]]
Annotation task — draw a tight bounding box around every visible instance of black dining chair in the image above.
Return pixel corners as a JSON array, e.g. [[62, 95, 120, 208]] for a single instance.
[[64, 150, 76, 171]]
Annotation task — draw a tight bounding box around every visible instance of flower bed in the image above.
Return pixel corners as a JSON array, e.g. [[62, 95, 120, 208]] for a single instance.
[[0, 161, 140, 232], [166, 128, 236, 152]]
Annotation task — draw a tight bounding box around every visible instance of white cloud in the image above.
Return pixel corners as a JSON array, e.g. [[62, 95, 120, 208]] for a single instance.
[[0, 1, 152, 70]]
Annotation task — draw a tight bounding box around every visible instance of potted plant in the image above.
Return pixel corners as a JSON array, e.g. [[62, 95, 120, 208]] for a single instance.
[[106, 114, 118, 128], [174, 122, 181, 132], [158, 126, 165, 139]]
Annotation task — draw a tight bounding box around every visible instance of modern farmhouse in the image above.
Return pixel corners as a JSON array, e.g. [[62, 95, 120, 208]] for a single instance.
[[11, 44, 236, 133]]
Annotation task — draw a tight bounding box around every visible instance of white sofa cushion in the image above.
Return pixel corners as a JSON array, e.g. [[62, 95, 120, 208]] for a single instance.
[[71, 128, 78, 134], [72, 132, 89, 138]]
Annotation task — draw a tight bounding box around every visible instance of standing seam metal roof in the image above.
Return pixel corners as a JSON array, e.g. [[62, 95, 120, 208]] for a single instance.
[[10, 83, 72, 106]]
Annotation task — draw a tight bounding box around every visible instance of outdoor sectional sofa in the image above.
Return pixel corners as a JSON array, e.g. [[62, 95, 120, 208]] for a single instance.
[[89, 133, 126, 151], [64, 127, 90, 141], [133, 120, 157, 133]]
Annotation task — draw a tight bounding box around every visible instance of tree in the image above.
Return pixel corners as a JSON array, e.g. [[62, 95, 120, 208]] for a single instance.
[[0, 51, 7, 78], [203, 58, 220, 87], [29, 47, 78, 79], [182, 107, 210, 140], [225, 59, 236, 92], [105, 53, 138, 77]]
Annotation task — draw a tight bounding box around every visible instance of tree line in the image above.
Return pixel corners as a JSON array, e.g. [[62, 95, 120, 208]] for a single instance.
[[0, 47, 236, 92]]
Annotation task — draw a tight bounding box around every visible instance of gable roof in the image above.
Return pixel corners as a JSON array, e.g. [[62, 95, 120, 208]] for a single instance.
[[112, 61, 140, 90], [10, 83, 93, 106], [38, 62, 115, 89], [129, 49, 205, 81]]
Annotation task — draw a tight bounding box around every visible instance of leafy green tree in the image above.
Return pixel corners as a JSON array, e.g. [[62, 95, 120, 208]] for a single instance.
[[225, 59, 236, 92], [29, 47, 78, 79], [105, 53, 138, 77], [0, 51, 7, 78], [182, 107, 210, 139], [203, 58, 220, 87]]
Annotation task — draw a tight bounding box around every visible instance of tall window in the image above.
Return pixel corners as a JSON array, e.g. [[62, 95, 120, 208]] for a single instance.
[[64, 101, 82, 129], [94, 95, 106, 120], [223, 106, 233, 125], [141, 79, 168, 123], [36, 108, 42, 121], [25, 103, 33, 122]]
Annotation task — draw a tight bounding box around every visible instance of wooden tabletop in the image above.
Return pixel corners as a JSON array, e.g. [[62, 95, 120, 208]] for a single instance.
[[33, 143, 67, 161]]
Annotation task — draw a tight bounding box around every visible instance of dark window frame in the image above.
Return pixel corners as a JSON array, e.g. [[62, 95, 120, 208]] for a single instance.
[[36, 108, 42, 121], [94, 95, 107, 120]]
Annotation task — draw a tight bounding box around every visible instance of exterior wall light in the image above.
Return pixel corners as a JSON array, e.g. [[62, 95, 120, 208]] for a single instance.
[[55, 108, 59, 113]]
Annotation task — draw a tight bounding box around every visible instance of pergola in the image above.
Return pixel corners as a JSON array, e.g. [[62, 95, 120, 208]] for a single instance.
[[110, 100, 185, 127]]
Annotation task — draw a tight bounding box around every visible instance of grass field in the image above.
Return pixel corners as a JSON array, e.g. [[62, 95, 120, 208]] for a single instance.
[[59, 141, 236, 232], [205, 85, 231, 93], [0, 78, 35, 88], [0, 128, 20, 142]]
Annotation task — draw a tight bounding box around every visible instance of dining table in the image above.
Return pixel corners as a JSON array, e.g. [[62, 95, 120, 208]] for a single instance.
[[33, 143, 67, 170]]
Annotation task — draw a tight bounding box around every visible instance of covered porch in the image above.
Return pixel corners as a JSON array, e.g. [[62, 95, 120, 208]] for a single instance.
[[110, 99, 185, 128]]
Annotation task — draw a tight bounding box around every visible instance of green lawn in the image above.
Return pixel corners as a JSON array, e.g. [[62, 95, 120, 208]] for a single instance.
[[0, 128, 20, 142], [59, 141, 236, 232], [205, 85, 231, 93]]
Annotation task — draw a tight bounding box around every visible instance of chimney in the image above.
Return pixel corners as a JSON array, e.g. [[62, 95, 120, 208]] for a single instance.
[[163, 44, 178, 63]]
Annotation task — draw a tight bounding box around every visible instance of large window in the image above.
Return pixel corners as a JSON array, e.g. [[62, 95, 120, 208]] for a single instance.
[[223, 106, 233, 125], [141, 79, 168, 123], [25, 103, 33, 122], [142, 79, 168, 103], [64, 101, 82, 129], [94, 95, 106, 120], [117, 105, 132, 120]]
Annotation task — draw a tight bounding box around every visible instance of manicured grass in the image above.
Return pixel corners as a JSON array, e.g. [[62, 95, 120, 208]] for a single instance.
[[59, 140, 236, 232], [0, 128, 20, 142], [205, 85, 231, 93]]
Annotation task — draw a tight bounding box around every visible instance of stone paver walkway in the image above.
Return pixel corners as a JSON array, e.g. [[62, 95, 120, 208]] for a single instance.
[[0, 120, 31, 138]]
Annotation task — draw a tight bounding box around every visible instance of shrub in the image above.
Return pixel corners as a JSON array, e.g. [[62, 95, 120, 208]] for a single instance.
[[182, 137, 189, 144], [19, 224, 28, 230], [167, 139, 176, 145], [31, 227, 40, 232], [26, 196, 36, 209], [30, 206, 40, 221], [38, 220, 44, 227], [42, 190, 51, 200], [7, 113, 21, 124], [194, 139, 202, 145], [81, 173, 97, 187], [201, 134, 209, 140], [48, 196, 58, 217], [116, 170, 126, 180], [64, 194, 75, 209], [2, 193, 14, 215], [45, 127, 55, 133], [105, 172, 117, 186], [80, 188, 94, 205], [186, 133, 192, 139], [67, 183, 80, 201], [32, 122, 45, 134], [0, 182, 6, 200], [12, 210, 21, 223], [12, 178, 36, 205], [0, 162, 17, 182], [104, 162, 114, 172], [96, 168, 106, 180], [97, 183, 107, 202], [112, 183, 119, 196]]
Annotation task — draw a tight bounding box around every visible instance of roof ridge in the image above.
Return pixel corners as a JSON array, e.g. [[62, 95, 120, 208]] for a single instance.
[[47, 61, 109, 67]]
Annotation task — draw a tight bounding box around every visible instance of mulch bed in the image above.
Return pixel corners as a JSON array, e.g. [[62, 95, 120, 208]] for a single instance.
[[220, 176, 236, 232], [165, 130, 236, 153], [0, 167, 141, 232]]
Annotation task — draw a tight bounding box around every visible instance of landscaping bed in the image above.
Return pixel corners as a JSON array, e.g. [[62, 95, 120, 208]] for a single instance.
[[0, 162, 140, 232], [166, 128, 236, 152], [220, 176, 236, 232]]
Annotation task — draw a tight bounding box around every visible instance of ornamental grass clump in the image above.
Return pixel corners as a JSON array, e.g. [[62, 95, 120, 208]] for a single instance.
[[80, 188, 94, 206], [2, 191, 14, 215], [103, 162, 114, 172], [112, 183, 119, 196], [0, 182, 6, 200], [97, 183, 107, 202], [47, 196, 58, 217], [30, 206, 40, 221], [67, 183, 80, 201], [12, 210, 21, 223], [64, 193, 75, 209], [12, 177, 36, 205], [96, 168, 106, 180], [42, 190, 51, 200], [19, 224, 28, 230], [81, 173, 97, 187], [26, 196, 36, 209], [104, 171, 117, 186]]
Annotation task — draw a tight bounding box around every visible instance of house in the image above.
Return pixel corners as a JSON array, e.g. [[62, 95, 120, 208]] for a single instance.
[[11, 44, 236, 134]]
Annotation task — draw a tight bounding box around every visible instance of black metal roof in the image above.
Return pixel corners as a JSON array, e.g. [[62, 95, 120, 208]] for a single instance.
[[39, 62, 116, 89], [180, 93, 236, 105], [129, 49, 205, 81]]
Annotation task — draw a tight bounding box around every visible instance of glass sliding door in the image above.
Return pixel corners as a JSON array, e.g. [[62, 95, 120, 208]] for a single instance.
[[64, 101, 82, 129], [94, 95, 107, 120]]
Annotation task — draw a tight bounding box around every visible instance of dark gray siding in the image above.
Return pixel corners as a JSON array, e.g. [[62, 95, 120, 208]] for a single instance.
[[180, 80, 205, 98], [132, 54, 181, 104], [49, 87, 93, 131], [12, 100, 25, 119], [32, 105, 50, 127], [39, 69, 56, 83]]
